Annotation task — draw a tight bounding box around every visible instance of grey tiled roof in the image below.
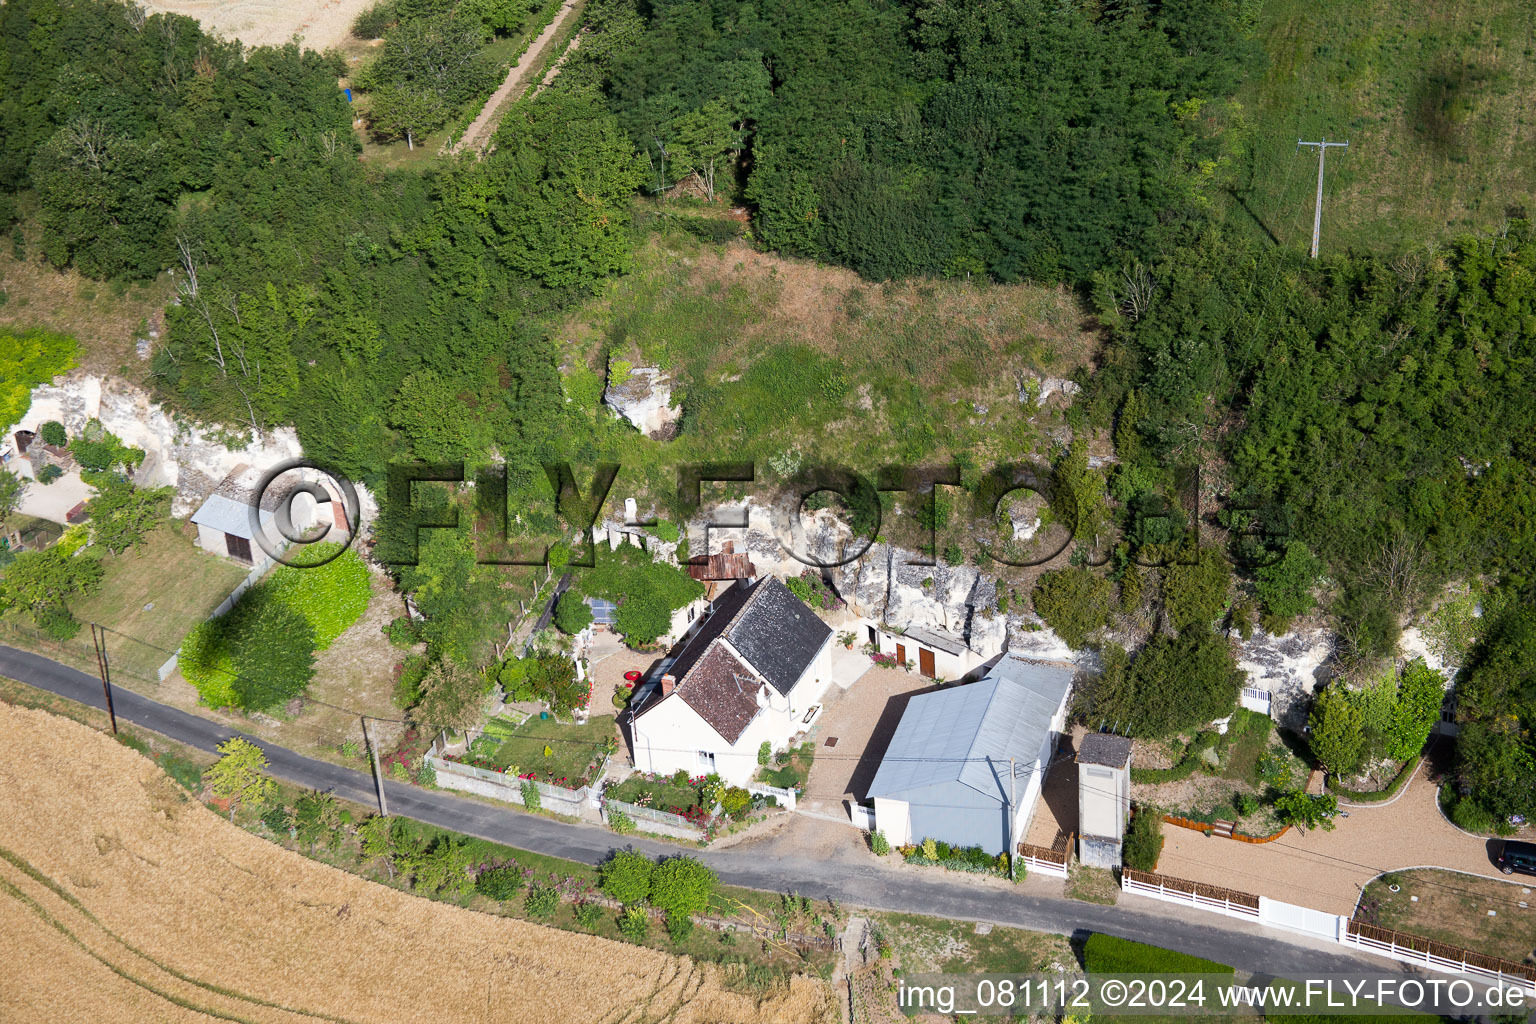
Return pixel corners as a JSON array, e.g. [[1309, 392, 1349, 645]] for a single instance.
[[1077, 732, 1133, 768], [725, 576, 831, 696], [867, 656, 1074, 801]]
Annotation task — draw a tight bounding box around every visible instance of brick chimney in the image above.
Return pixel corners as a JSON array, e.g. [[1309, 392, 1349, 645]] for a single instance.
[[721, 540, 734, 554], [660, 673, 677, 696]]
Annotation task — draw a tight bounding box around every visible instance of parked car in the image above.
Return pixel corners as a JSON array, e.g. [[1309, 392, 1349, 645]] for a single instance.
[[1496, 840, 1536, 876]]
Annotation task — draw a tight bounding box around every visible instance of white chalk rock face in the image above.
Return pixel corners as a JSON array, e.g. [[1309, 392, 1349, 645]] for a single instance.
[[603, 366, 681, 439], [8, 373, 375, 523], [1234, 626, 1334, 729]]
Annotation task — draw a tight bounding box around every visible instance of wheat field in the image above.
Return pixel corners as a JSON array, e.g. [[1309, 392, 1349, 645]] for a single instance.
[[0, 704, 836, 1024]]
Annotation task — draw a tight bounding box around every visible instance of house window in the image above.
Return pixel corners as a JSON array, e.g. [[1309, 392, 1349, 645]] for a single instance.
[[697, 750, 717, 772]]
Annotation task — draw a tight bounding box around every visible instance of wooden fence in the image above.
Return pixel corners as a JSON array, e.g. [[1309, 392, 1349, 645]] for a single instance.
[[1344, 920, 1536, 989], [1016, 835, 1071, 878], [1122, 868, 1260, 919], [1161, 813, 1290, 844]]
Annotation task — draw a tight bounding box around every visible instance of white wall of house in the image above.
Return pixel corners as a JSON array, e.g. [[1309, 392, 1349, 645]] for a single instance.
[[866, 624, 983, 681], [632, 691, 794, 786], [874, 797, 911, 846], [787, 634, 835, 718], [195, 523, 228, 556]]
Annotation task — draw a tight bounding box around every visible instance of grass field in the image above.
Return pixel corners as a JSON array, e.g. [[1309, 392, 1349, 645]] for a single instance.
[[1357, 868, 1536, 963], [872, 910, 1074, 975], [1224, 0, 1536, 253], [0, 701, 838, 1024], [70, 524, 250, 680]]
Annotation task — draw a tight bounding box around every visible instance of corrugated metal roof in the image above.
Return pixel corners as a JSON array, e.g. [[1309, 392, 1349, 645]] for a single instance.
[[867, 655, 1074, 801]]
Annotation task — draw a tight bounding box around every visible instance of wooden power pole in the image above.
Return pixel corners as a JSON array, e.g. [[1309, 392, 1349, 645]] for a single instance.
[[361, 716, 388, 816], [1297, 138, 1349, 258], [89, 623, 117, 735]]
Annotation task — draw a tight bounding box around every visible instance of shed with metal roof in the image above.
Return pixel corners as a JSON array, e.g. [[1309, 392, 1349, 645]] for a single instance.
[[867, 655, 1074, 855]]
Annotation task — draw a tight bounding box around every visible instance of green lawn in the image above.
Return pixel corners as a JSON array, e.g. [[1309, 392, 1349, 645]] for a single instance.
[[1222, 0, 1536, 253], [873, 910, 1073, 974], [469, 713, 615, 789], [1357, 868, 1536, 964], [0, 524, 248, 685], [71, 525, 250, 681]]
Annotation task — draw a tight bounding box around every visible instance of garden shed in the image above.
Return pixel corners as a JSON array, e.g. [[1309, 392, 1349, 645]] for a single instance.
[[868, 655, 1074, 855]]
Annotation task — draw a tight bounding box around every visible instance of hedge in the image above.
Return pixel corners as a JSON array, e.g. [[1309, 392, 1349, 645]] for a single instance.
[[1082, 933, 1233, 975], [1130, 731, 1218, 785], [1325, 757, 1418, 803]]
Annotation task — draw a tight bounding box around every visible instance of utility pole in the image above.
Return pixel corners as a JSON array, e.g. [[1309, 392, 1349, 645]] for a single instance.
[[1297, 138, 1349, 258], [361, 716, 388, 816], [89, 623, 117, 735], [1008, 757, 1017, 881]]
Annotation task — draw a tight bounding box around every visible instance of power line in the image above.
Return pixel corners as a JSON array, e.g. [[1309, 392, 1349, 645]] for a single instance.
[[1296, 137, 1349, 258]]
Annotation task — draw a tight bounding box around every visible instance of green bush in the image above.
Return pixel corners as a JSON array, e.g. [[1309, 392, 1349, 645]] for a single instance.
[[1031, 568, 1113, 648], [757, 741, 771, 766], [520, 781, 541, 811], [599, 849, 654, 905], [524, 882, 559, 919], [1447, 794, 1495, 835], [869, 830, 890, 856], [553, 594, 593, 635], [721, 787, 750, 817], [573, 901, 602, 928], [609, 809, 635, 834], [1122, 809, 1164, 871], [648, 856, 716, 921], [180, 588, 317, 711], [665, 910, 694, 942], [384, 616, 417, 647], [1082, 933, 1233, 975], [0, 330, 77, 431], [36, 464, 63, 484], [38, 420, 67, 446], [619, 905, 650, 942]]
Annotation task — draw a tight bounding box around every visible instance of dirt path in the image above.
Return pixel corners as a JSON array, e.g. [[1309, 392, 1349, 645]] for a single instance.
[[452, 0, 582, 156]]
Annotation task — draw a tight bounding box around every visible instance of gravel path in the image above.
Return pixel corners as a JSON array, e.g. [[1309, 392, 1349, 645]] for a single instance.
[[452, 0, 581, 155], [1156, 760, 1507, 914]]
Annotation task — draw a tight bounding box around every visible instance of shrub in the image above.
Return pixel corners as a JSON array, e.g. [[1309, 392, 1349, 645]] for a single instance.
[[1031, 568, 1113, 648], [1122, 808, 1164, 871], [416, 759, 436, 787], [665, 911, 694, 942], [475, 864, 525, 900], [1, 331, 76, 431], [553, 594, 593, 635], [519, 781, 541, 811], [1255, 542, 1323, 622], [757, 741, 771, 766], [384, 616, 417, 647], [34, 603, 83, 640], [1308, 686, 1365, 776], [671, 769, 690, 787], [36, 464, 63, 484], [921, 837, 938, 860], [1234, 792, 1259, 817], [720, 787, 750, 817], [609, 809, 635, 834], [619, 906, 650, 942], [648, 856, 716, 922], [523, 882, 559, 919], [1448, 795, 1495, 835], [573, 901, 602, 928], [1083, 933, 1233, 975], [1093, 630, 1241, 738], [180, 588, 317, 712], [869, 830, 890, 856], [38, 420, 67, 446], [599, 849, 654, 905]]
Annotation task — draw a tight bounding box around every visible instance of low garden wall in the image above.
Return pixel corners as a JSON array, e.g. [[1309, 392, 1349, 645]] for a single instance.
[[426, 753, 590, 817], [745, 781, 797, 811], [600, 796, 705, 841]]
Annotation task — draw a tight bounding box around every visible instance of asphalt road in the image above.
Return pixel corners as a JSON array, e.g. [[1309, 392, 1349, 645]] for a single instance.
[[0, 643, 1402, 984]]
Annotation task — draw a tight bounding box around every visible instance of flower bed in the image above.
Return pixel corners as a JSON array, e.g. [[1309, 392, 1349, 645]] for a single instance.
[[899, 839, 1011, 877]]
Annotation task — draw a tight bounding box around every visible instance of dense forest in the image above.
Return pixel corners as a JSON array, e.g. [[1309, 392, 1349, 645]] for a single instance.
[[2, 0, 1534, 825]]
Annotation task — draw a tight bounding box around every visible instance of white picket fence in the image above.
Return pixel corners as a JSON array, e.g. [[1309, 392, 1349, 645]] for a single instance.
[[1016, 847, 1069, 879], [1121, 870, 1536, 994], [746, 781, 797, 811]]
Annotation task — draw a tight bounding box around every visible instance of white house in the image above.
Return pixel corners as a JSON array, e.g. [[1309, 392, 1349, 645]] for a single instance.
[[627, 576, 834, 785], [863, 621, 987, 681]]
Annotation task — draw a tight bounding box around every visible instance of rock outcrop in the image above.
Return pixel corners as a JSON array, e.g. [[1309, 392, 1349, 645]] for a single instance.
[[603, 366, 681, 439]]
